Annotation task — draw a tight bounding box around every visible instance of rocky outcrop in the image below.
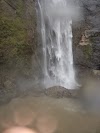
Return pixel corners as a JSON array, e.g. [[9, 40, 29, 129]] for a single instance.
[[73, 0, 100, 69], [44, 86, 80, 98]]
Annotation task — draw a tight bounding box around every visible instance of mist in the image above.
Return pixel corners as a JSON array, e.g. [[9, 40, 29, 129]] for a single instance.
[[42, 0, 82, 22]]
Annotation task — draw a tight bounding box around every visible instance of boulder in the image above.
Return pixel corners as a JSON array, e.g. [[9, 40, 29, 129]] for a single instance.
[[44, 86, 80, 98]]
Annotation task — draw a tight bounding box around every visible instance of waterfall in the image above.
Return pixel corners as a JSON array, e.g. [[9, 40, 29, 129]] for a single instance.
[[37, 0, 78, 89]]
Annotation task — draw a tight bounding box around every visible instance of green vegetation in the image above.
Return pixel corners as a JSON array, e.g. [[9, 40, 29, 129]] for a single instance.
[[82, 44, 93, 59], [0, 14, 32, 65]]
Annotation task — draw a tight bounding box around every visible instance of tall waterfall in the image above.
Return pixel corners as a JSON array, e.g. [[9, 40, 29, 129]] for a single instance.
[[37, 0, 78, 89]]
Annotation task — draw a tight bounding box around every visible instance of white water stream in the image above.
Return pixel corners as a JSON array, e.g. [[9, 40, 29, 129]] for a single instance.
[[38, 0, 78, 89]]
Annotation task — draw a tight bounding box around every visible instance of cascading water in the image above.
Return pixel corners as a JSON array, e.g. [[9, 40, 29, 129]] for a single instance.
[[37, 0, 78, 89]]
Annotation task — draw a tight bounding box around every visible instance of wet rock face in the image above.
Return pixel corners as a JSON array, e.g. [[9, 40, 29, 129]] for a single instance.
[[73, 0, 100, 69]]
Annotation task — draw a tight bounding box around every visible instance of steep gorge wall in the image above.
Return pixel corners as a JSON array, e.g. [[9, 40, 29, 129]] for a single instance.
[[0, 0, 100, 103], [0, 0, 100, 69]]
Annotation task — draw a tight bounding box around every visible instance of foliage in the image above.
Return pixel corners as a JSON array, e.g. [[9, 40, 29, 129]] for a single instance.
[[0, 13, 32, 64], [82, 44, 93, 59]]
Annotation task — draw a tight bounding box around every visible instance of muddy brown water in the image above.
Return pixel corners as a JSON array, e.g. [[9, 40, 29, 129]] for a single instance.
[[0, 94, 100, 133], [0, 69, 100, 133]]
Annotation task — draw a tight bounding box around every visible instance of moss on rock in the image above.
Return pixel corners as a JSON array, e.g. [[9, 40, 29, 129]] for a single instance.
[[82, 45, 93, 60], [0, 1, 33, 65]]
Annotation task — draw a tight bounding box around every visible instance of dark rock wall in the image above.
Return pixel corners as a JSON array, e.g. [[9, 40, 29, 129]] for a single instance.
[[74, 0, 100, 69]]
